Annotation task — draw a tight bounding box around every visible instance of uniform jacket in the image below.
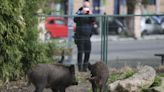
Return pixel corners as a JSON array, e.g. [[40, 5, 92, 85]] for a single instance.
[[74, 15, 95, 37]]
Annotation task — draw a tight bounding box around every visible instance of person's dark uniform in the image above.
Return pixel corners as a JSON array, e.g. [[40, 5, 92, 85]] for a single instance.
[[74, 10, 95, 72]]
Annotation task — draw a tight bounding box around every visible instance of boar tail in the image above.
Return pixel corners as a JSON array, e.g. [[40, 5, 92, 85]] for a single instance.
[[58, 50, 65, 63]]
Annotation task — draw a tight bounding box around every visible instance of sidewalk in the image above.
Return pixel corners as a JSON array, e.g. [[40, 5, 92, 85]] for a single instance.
[[91, 35, 164, 42]]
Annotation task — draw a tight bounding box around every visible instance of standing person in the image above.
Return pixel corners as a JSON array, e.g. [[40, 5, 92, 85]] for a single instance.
[[74, 7, 95, 72]]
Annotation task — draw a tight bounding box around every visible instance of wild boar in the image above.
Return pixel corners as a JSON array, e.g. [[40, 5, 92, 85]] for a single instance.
[[87, 61, 109, 92], [27, 63, 78, 92]]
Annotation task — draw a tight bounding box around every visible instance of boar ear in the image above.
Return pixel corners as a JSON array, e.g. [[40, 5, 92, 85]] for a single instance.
[[88, 63, 92, 70], [69, 65, 75, 73]]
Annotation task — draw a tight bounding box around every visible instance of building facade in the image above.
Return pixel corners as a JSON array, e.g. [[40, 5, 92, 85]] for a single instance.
[[73, 0, 114, 15], [73, 0, 164, 15]]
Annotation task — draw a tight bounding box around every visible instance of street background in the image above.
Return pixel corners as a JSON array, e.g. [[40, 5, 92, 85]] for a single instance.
[[71, 35, 164, 68]]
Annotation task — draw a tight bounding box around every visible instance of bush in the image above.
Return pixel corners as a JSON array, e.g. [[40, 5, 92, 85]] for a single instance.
[[142, 75, 162, 92], [159, 73, 164, 77], [0, 0, 26, 83], [150, 76, 162, 87], [0, 0, 55, 83]]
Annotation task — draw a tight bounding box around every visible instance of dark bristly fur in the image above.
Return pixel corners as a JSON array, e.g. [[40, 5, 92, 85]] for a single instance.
[[88, 61, 109, 92], [27, 50, 78, 92]]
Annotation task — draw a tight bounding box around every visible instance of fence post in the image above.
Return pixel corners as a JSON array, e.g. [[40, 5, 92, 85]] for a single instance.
[[101, 15, 108, 64], [67, 0, 74, 64]]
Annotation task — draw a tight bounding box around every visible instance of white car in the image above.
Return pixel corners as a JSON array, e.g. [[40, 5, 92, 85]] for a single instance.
[[141, 16, 164, 36], [161, 17, 164, 31]]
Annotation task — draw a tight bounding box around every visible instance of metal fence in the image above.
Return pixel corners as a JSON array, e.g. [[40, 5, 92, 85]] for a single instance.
[[38, 14, 164, 68]]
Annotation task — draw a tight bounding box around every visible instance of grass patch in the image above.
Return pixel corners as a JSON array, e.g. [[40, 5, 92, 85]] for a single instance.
[[142, 75, 162, 92], [159, 73, 164, 77], [150, 76, 162, 87], [108, 67, 135, 83], [50, 39, 73, 56]]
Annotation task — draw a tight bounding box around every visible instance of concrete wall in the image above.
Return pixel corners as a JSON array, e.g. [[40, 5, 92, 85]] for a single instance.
[[143, 0, 164, 14], [104, 0, 114, 15], [160, 0, 164, 13], [146, 5, 156, 13], [73, 0, 84, 14], [73, 0, 114, 15]]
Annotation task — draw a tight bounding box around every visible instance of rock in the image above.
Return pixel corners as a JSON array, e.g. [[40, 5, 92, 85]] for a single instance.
[[108, 65, 156, 92], [152, 77, 164, 92]]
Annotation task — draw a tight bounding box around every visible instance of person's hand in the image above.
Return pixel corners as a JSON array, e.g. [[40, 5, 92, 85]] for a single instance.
[[89, 10, 92, 14]]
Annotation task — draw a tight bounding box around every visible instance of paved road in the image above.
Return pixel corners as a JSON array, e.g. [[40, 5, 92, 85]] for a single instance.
[[72, 35, 164, 68]]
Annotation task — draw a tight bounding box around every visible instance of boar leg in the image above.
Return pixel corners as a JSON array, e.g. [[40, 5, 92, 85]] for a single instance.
[[90, 80, 97, 92], [59, 88, 65, 92], [34, 84, 44, 92], [100, 85, 108, 92], [51, 88, 57, 92], [87, 77, 97, 92], [100, 80, 108, 92]]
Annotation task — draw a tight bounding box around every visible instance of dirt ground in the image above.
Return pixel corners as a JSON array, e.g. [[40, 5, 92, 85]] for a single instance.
[[0, 72, 92, 92], [0, 84, 91, 92]]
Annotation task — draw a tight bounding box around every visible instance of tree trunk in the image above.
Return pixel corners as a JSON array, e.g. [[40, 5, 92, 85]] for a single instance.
[[126, 16, 135, 37], [134, 4, 142, 39], [126, 0, 135, 37]]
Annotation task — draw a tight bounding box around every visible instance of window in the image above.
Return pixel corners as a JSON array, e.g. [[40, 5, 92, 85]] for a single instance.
[[92, 0, 100, 14], [145, 18, 152, 24], [114, 0, 120, 14], [55, 20, 65, 25], [148, 0, 156, 5], [49, 20, 55, 24]]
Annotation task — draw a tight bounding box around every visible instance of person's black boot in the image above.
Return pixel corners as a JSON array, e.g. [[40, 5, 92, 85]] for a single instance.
[[82, 63, 88, 72], [78, 64, 82, 72]]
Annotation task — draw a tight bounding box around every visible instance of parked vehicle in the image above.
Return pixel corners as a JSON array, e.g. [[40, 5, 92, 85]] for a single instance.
[[108, 17, 127, 35], [141, 16, 164, 36], [45, 16, 100, 40], [45, 16, 71, 39], [159, 16, 164, 32]]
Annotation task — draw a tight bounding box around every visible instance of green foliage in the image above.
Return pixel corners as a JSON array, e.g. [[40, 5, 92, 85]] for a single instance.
[[20, 0, 56, 74], [55, 0, 65, 3], [142, 75, 162, 92], [141, 0, 149, 6], [0, 0, 55, 83], [150, 76, 162, 87], [0, 0, 25, 16], [0, 0, 25, 83], [127, 0, 137, 14], [108, 69, 135, 83], [159, 73, 164, 77]]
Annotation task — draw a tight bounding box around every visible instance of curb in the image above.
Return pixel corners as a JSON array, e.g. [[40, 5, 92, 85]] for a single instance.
[[91, 35, 164, 42]]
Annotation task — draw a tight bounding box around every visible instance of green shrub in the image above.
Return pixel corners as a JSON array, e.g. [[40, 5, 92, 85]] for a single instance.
[[0, 0, 25, 83], [0, 0, 56, 83], [150, 76, 162, 87], [142, 75, 162, 92], [159, 73, 164, 77], [108, 68, 135, 83]]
